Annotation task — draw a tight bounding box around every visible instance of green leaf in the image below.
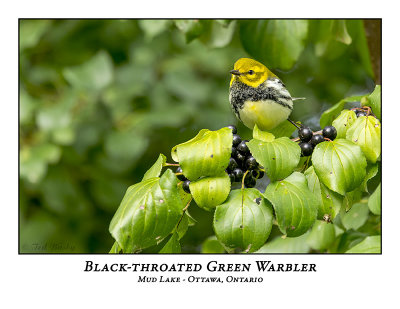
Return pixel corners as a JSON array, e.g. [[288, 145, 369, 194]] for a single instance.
[[362, 85, 381, 119], [341, 202, 369, 230], [138, 20, 171, 40], [208, 20, 236, 48], [346, 116, 381, 163], [320, 95, 364, 128], [346, 236, 381, 253], [142, 154, 167, 181], [332, 110, 357, 139], [304, 166, 343, 220], [20, 143, 62, 183], [306, 221, 336, 251], [213, 189, 274, 253], [342, 188, 363, 212], [20, 20, 51, 49], [63, 50, 113, 91], [159, 232, 181, 253], [311, 139, 367, 195], [201, 236, 225, 253], [368, 183, 381, 215], [239, 20, 308, 70], [263, 172, 317, 237], [255, 233, 310, 253], [361, 163, 379, 193], [109, 169, 183, 253], [252, 124, 275, 142], [174, 20, 204, 43], [171, 128, 232, 181], [312, 20, 352, 60], [333, 20, 353, 45], [247, 137, 300, 182], [189, 174, 231, 211], [109, 241, 122, 254]]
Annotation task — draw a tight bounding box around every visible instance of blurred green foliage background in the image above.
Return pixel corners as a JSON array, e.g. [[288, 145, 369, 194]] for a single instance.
[[19, 19, 378, 253]]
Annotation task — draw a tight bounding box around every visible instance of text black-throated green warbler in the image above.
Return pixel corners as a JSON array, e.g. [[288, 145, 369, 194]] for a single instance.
[[229, 58, 300, 131]]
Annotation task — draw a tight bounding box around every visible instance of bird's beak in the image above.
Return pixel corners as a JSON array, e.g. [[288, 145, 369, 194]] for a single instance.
[[230, 69, 242, 76]]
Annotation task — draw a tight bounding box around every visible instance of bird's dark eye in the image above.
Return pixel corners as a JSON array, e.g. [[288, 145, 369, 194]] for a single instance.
[[248, 70, 255, 75]]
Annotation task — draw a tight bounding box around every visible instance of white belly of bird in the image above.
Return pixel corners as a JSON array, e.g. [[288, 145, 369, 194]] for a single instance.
[[238, 99, 292, 131]]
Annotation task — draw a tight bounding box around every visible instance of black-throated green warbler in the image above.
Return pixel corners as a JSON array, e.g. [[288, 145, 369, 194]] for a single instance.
[[229, 58, 298, 131]]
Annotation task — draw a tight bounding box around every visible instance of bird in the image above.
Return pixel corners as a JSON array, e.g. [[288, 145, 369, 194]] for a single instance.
[[229, 58, 301, 131]]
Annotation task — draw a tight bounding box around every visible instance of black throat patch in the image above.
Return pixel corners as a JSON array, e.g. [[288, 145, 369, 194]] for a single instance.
[[229, 79, 292, 119]]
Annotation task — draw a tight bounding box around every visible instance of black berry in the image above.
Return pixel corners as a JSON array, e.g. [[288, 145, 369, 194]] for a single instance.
[[322, 126, 337, 140], [227, 157, 238, 172], [232, 134, 241, 147], [175, 166, 186, 181], [182, 180, 191, 194], [252, 169, 264, 179], [310, 134, 324, 147], [235, 152, 246, 165], [300, 142, 313, 157], [231, 147, 237, 158], [356, 111, 367, 117], [237, 140, 249, 154], [244, 174, 257, 188], [245, 156, 258, 170], [226, 125, 237, 134], [232, 168, 244, 182], [298, 126, 313, 142], [228, 173, 235, 183]]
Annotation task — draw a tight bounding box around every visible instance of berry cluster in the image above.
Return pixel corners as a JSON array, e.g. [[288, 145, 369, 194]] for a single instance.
[[297, 125, 337, 157], [226, 125, 264, 188]]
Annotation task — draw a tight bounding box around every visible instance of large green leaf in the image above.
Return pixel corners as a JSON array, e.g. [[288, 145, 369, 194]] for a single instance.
[[63, 50, 113, 91], [346, 116, 381, 163], [346, 235, 381, 253], [362, 85, 381, 119], [341, 202, 369, 230], [368, 183, 381, 215], [255, 233, 310, 253], [109, 169, 183, 253], [171, 128, 232, 181], [263, 172, 317, 237], [320, 95, 364, 128], [332, 109, 357, 139], [189, 174, 231, 211], [304, 166, 343, 220], [311, 139, 367, 195], [306, 221, 336, 251], [239, 20, 308, 70], [142, 154, 166, 181], [247, 137, 300, 182], [213, 189, 273, 253]]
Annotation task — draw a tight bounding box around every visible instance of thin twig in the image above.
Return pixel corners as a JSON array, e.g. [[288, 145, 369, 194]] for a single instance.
[[165, 163, 180, 167], [287, 118, 301, 130]]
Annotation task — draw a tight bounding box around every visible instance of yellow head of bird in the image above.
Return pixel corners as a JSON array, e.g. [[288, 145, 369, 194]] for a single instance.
[[229, 58, 276, 88]]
